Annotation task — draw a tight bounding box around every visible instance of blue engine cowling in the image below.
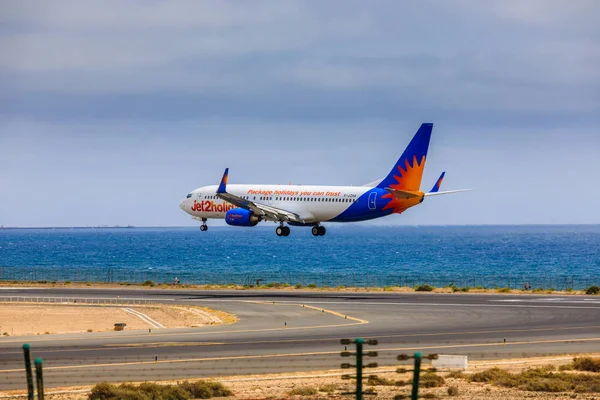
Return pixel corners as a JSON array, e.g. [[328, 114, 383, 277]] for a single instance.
[[225, 208, 260, 227]]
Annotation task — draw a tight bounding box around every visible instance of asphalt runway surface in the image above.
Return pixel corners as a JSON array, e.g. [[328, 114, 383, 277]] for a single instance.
[[2, 287, 600, 390]]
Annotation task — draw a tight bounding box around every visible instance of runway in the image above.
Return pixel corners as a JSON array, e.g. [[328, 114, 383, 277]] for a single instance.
[[1, 287, 600, 390]]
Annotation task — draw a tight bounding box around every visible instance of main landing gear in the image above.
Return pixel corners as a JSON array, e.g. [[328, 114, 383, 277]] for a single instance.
[[200, 218, 208, 232], [311, 225, 326, 236], [276, 223, 290, 237]]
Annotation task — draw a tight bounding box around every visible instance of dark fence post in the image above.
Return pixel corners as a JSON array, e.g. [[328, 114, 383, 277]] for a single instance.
[[23, 344, 34, 400], [34, 358, 44, 400], [411, 352, 422, 400]]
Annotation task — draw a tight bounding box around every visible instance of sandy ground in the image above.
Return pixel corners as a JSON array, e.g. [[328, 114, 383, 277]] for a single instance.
[[2, 354, 600, 399], [0, 304, 236, 336]]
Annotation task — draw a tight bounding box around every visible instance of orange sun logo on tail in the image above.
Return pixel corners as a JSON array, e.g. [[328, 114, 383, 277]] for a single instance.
[[381, 155, 426, 214]]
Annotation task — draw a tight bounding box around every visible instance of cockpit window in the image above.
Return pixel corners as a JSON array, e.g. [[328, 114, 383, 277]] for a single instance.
[[186, 193, 192, 198]]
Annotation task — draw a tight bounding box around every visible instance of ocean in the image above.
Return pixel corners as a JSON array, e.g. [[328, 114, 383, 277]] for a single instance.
[[1, 225, 599, 289]]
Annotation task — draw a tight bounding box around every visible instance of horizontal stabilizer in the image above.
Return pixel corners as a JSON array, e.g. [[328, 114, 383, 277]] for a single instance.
[[424, 189, 472, 197], [385, 188, 422, 199]]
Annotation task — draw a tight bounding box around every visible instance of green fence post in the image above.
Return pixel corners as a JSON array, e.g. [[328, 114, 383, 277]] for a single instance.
[[411, 352, 422, 400], [35, 358, 44, 400], [355, 338, 364, 400], [23, 344, 34, 400]]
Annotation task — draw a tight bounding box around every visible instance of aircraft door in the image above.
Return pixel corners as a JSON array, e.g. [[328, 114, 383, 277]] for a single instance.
[[368, 192, 377, 210]]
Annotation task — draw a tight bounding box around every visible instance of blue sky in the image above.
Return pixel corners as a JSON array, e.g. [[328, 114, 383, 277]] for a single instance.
[[1, 0, 599, 227]]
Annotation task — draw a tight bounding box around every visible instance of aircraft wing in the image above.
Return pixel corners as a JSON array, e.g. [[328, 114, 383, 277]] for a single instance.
[[215, 168, 302, 223]]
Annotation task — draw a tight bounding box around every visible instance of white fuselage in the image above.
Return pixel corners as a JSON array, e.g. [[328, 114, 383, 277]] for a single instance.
[[180, 184, 372, 223]]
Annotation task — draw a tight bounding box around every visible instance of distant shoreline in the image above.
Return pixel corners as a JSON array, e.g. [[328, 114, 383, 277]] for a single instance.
[[0, 226, 137, 230]]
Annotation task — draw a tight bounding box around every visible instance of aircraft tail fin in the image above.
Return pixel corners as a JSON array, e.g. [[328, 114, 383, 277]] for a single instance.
[[376, 123, 432, 191]]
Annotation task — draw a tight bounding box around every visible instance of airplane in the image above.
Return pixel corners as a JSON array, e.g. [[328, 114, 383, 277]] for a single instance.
[[179, 123, 470, 236]]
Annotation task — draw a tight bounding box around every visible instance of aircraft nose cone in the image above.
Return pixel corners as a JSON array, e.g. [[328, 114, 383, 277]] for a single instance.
[[179, 200, 186, 210]]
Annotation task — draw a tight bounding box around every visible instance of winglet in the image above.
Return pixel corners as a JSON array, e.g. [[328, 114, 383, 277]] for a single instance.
[[429, 172, 445, 193], [217, 168, 229, 194]]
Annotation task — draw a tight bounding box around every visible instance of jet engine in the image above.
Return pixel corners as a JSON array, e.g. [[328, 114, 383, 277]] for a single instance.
[[225, 208, 261, 227]]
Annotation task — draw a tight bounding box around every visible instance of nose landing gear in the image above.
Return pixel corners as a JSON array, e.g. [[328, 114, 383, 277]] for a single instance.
[[311, 225, 326, 236], [200, 218, 208, 232]]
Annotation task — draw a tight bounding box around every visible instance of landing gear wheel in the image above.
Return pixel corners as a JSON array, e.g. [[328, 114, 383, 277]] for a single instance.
[[276, 225, 290, 237], [200, 224, 208, 232], [311, 226, 319, 236], [317, 226, 326, 236]]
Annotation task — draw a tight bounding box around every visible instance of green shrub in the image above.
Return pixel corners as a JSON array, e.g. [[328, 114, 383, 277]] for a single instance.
[[367, 375, 395, 386], [585, 285, 600, 295], [89, 380, 232, 400], [468, 366, 600, 393], [179, 380, 232, 398], [573, 357, 600, 372], [295, 283, 303, 289], [141, 280, 155, 287], [288, 386, 318, 396], [138, 383, 190, 400], [446, 370, 466, 379], [418, 372, 445, 388], [307, 283, 318, 288], [469, 367, 511, 383], [89, 382, 149, 400], [447, 386, 459, 396], [318, 383, 337, 393], [415, 284, 434, 292], [497, 287, 511, 293]]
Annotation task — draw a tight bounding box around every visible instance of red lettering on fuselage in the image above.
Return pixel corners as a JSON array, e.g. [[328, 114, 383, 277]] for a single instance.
[[190, 200, 235, 213]]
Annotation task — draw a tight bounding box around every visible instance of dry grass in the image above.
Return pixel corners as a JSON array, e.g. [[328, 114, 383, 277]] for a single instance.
[[573, 357, 600, 373], [418, 372, 446, 388], [287, 386, 318, 396], [88, 380, 232, 400], [468, 365, 600, 393], [366, 375, 396, 386]]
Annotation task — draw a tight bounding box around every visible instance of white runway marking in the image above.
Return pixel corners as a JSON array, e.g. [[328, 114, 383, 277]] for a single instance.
[[122, 308, 165, 329], [492, 298, 600, 304], [186, 299, 600, 309]]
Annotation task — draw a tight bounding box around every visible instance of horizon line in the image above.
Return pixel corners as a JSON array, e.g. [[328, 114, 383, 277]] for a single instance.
[[1, 223, 600, 230]]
